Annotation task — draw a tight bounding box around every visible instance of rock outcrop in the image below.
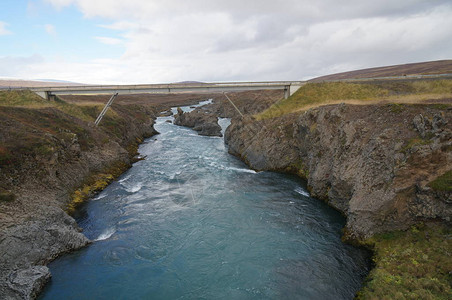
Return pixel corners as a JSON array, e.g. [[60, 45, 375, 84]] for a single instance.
[[6, 266, 51, 300], [225, 103, 451, 239], [174, 107, 222, 137]]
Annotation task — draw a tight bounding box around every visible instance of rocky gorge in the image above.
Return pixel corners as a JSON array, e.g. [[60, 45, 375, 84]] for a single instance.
[[0, 83, 450, 299]]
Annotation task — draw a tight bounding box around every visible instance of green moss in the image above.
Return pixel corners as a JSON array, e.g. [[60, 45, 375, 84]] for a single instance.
[[0, 191, 15, 202], [0, 146, 13, 166], [358, 223, 451, 299], [126, 137, 144, 157], [309, 123, 317, 133], [428, 170, 452, 192], [35, 144, 54, 156], [401, 138, 433, 153], [282, 158, 310, 180], [388, 103, 404, 113], [429, 103, 451, 110], [67, 161, 130, 214]]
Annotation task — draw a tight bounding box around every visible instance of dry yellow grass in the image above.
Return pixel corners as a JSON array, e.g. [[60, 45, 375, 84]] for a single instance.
[[0, 90, 102, 122], [256, 80, 452, 120]]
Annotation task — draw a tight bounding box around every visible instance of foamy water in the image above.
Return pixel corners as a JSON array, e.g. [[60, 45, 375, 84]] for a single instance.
[[94, 228, 116, 241], [294, 186, 310, 197]]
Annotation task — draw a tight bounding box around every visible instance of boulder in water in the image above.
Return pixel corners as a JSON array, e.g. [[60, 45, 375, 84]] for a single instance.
[[174, 108, 222, 137]]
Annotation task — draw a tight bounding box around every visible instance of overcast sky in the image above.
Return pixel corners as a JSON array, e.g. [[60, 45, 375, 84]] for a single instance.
[[0, 0, 451, 84]]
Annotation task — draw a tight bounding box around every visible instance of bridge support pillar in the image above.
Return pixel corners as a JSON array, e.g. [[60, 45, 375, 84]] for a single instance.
[[284, 87, 290, 99], [46, 91, 56, 101]]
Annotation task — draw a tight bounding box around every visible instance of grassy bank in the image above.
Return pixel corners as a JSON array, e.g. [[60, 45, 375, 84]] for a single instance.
[[256, 79, 452, 119], [0, 90, 155, 210], [358, 223, 451, 299]]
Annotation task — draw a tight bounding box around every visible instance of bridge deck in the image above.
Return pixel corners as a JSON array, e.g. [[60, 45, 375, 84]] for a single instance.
[[30, 81, 305, 99]]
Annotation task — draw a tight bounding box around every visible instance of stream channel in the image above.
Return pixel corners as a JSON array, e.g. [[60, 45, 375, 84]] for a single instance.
[[40, 100, 370, 299]]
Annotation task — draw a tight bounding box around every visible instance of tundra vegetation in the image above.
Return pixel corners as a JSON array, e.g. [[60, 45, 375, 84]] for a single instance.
[[256, 79, 452, 119]]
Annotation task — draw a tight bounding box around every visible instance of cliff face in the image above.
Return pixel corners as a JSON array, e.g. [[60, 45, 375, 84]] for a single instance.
[[0, 95, 157, 299], [225, 103, 451, 239]]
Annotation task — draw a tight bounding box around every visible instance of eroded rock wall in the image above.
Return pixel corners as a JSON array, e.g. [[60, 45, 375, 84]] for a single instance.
[[225, 104, 451, 239]]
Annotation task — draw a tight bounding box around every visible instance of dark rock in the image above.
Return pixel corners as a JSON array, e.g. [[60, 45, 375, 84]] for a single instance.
[[0, 207, 90, 299], [159, 110, 173, 117], [413, 114, 426, 137], [174, 108, 222, 137], [7, 266, 51, 300], [196, 123, 223, 137], [176, 107, 184, 117]]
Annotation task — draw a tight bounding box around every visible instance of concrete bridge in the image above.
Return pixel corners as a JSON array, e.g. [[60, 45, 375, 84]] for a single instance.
[[31, 81, 306, 100]]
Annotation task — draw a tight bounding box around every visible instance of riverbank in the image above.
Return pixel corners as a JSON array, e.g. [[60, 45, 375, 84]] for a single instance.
[[0, 91, 216, 299], [221, 80, 451, 298]]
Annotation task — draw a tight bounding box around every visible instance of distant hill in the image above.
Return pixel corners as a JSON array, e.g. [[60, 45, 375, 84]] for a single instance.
[[174, 81, 206, 84], [310, 60, 452, 82], [0, 79, 82, 88]]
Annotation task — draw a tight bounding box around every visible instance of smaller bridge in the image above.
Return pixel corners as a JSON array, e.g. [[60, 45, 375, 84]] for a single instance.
[[31, 81, 306, 100]]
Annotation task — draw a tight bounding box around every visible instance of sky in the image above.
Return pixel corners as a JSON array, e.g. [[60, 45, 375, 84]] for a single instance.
[[0, 0, 451, 84]]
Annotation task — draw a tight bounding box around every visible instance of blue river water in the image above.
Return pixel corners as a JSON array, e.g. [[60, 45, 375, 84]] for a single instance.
[[40, 101, 370, 299]]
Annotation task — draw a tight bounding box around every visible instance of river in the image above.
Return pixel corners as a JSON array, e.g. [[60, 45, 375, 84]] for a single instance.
[[40, 101, 370, 299]]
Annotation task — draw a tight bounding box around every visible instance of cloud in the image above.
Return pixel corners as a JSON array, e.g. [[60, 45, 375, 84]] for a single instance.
[[95, 36, 122, 45], [44, 0, 452, 21], [0, 54, 45, 78], [44, 0, 74, 10], [0, 21, 12, 35], [27, 1, 39, 17], [44, 24, 57, 36], [13, 1, 452, 83]]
